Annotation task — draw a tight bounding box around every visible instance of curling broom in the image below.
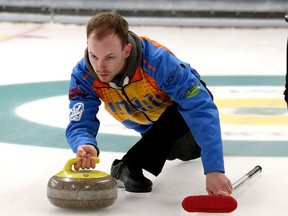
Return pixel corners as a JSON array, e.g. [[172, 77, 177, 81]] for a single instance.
[[182, 165, 262, 213]]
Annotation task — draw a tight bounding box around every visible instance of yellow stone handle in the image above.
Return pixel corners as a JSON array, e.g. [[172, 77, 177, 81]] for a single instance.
[[56, 157, 106, 178], [63, 157, 100, 173]]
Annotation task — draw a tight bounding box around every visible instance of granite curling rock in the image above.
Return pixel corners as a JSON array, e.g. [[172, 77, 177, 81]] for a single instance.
[[47, 157, 117, 209]]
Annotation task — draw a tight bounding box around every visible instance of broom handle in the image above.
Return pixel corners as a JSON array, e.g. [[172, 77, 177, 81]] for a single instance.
[[232, 165, 262, 190]]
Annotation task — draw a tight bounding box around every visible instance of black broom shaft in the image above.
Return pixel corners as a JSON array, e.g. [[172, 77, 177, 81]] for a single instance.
[[232, 165, 262, 190]]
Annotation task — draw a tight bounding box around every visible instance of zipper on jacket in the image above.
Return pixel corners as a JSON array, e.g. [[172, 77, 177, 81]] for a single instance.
[[121, 87, 155, 123]]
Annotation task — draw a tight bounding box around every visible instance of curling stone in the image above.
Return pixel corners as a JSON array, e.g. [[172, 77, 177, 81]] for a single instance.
[[47, 157, 117, 209]]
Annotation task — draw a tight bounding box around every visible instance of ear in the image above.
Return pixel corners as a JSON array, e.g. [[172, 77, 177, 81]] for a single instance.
[[124, 43, 132, 58]]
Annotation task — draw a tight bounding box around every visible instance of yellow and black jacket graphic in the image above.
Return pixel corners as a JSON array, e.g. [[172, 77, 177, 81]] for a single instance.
[[92, 67, 173, 127]]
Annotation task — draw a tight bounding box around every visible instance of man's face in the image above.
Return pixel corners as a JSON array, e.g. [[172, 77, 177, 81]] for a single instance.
[[87, 33, 131, 83]]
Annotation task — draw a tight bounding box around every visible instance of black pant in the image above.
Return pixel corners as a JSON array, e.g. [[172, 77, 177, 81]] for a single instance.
[[124, 103, 200, 176]]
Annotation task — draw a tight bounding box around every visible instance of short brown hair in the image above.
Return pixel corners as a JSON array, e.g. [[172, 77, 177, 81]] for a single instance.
[[87, 11, 129, 48]]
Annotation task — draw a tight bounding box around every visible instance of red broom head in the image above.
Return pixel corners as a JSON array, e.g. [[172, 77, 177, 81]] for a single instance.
[[182, 195, 238, 213]]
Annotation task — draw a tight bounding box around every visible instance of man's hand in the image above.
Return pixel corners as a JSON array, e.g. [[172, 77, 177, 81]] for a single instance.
[[74, 145, 98, 170], [206, 172, 233, 196]]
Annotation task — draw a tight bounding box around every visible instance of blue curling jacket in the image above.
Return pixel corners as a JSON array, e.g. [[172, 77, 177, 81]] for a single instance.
[[66, 32, 225, 174]]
